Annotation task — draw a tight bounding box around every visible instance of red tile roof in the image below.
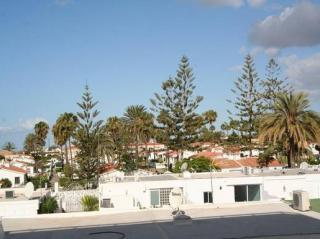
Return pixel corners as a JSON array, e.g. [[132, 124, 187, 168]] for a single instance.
[[0, 165, 26, 174], [195, 151, 223, 159], [213, 159, 242, 169]]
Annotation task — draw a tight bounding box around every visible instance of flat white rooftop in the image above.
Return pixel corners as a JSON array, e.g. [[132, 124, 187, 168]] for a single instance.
[[113, 169, 320, 183]]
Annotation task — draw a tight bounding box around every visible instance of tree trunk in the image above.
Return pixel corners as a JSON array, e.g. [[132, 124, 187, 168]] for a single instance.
[[60, 145, 64, 169], [288, 137, 295, 168], [65, 144, 69, 165], [68, 138, 73, 166]]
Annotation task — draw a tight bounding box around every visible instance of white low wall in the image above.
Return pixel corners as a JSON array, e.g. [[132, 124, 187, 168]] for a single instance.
[[0, 199, 39, 218]]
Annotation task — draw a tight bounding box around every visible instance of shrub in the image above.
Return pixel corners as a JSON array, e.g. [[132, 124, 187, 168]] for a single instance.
[[29, 175, 49, 190], [81, 195, 99, 211], [39, 196, 58, 214], [0, 178, 12, 188], [58, 176, 72, 188]]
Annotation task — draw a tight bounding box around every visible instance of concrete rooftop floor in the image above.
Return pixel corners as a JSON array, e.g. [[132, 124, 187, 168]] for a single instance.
[[2, 203, 320, 239]]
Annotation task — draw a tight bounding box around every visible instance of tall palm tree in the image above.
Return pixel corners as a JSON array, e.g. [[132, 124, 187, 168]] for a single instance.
[[123, 105, 154, 162], [52, 113, 78, 166], [259, 92, 320, 168], [34, 121, 49, 150], [203, 110, 217, 130]]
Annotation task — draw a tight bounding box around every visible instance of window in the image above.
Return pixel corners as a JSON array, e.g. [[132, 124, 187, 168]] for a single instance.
[[150, 190, 160, 207], [101, 199, 112, 208], [160, 188, 172, 206], [234, 184, 261, 202], [150, 188, 176, 207], [14, 177, 20, 185], [203, 191, 213, 203]]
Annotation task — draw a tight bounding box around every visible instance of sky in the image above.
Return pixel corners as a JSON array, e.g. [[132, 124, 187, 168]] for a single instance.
[[0, 0, 320, 149]]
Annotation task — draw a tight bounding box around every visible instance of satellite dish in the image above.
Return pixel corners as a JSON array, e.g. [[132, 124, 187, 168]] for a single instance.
[[169, 188, 183, 210], [24, 182, 34, 199], [180, 162, 188, 173]]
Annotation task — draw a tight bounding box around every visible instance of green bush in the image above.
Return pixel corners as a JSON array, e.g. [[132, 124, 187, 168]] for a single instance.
[[39, 196, 58, 214], [58, 176, 72, 188], [173, 156, 218, 173], [0, 178, 12, 188], [81, 195, 99, 211], [29, 175, 49, 190]]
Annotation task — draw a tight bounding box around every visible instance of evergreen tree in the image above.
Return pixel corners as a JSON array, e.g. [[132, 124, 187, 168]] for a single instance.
[[229, 54, 262, 155], [75, 85, 104, 188], [261, 58, 290, 111], [151, 56, 204, 159], [2, 142, 16, 151]]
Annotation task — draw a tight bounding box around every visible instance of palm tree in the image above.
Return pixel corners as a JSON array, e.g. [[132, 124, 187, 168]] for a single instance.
[[123, 105, 154, 162], [259, 92, 320, 168], [52, 113, 78, 166], [34, 121, 49, 150], [203, 110, 217, 130]]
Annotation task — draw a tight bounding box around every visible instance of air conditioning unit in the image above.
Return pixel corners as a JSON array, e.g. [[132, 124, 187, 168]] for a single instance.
[[5, 190, 14, 199], [292, 190, 310, 211]]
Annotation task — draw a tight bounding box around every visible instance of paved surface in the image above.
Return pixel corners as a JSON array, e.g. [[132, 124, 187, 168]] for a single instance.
[[3, 203, 320, 239]]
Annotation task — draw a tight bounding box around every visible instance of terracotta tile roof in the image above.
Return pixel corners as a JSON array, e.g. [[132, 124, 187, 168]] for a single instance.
[[237, 158, 260, 167], [0, 165, 26, 174], [213, 159, 242, 169], [0, 150, 14, 156], [195, 151, 223, 159]]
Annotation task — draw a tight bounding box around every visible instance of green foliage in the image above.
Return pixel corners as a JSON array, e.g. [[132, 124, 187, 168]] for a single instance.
[[307, 156, 320, 165], [173, 157, 216, 173], [0, 178, 12, 188], [258, 146, 275, 167], [39, 196, 58, 214], [58, 176, 72, 188], [75, 85, 104, 187], [120, 154, 137, 173], [29, 175, 49, 190], [123, 105, 154, 160], [52, 112, 78, 165], [229, 55, 262, 154], [261, 58, 291, 111], [24, 133, 37, 153], [259, 92, 320, 168], [34, 121, 49, 149], [81, 195, 99, 211], [151, 56, 205, 157], [2, 142, 16, 151]]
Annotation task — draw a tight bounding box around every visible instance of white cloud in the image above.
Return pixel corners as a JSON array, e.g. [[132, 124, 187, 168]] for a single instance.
[[0, 126, 12, 133], [250, 1, 320, 48], [280, 53, 320, 99], [188, 0, 267, 8], [18, 118, 48, 130], [246, 0, 266, 8]]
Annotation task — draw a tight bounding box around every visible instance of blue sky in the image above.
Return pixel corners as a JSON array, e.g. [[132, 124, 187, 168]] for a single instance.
[[0, 0, 320, 149]]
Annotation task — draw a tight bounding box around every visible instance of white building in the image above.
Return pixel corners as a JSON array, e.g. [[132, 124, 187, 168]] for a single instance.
[[99, 169, 320, 210], [0, 165, 26, 187]]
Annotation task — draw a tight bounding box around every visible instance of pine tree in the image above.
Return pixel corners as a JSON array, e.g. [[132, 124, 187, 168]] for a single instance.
[[229, 54, 262, 156], [261, 58, 290, 111], [151, 56, 204, 160], [75, 85, 104, 188]]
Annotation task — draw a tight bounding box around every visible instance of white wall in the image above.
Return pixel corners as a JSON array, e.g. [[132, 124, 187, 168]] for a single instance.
[[0, 169, 25, 187], [100, 172, 320, 209], [0, 199, 39, 218]]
